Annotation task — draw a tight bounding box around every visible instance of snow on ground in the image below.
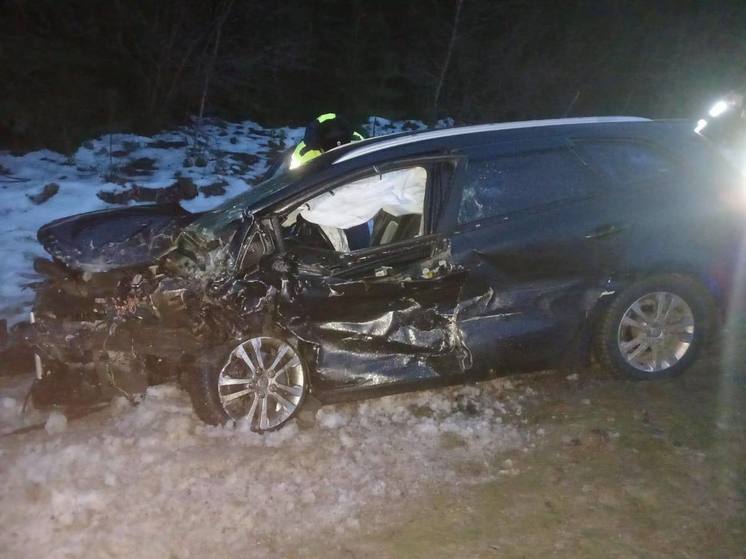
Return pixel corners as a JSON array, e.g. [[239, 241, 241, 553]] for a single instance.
[[0, 115, 444, 324], [0, 376, 533, 558], [0, 377, 45, 435]]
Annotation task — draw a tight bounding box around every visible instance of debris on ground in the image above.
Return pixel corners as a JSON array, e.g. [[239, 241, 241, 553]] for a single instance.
[[198, 179, 228, 197], [97, 177, 198, 204], [27, 183, 59, 204]]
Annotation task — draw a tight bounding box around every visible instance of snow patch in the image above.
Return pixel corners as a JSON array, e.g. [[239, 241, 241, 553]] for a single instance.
[[44, 410, 67, 434], [0, 376, 531, 558]]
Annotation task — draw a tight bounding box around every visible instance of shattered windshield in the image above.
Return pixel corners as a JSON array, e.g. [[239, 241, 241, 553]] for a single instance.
[[190, 171, 297, 234]]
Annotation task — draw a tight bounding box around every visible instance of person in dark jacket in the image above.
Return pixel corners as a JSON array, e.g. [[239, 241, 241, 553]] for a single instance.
[[289, 113, 364, 169]]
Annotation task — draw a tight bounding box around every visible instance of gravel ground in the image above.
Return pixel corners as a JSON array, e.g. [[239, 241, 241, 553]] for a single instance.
[[310, 345, 746, 559]]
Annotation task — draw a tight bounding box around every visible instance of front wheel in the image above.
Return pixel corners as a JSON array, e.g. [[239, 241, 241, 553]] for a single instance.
[[189, 336, 307, 431], [594, 275, 715, 380]]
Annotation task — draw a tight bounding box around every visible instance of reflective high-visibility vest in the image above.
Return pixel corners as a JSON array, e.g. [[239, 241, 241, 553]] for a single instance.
[[289, 140, 323, 170], [289, 113, 364, 170]]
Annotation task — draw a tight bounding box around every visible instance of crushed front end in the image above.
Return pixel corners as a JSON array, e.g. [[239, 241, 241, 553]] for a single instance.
[[27, 202, 277, 408]]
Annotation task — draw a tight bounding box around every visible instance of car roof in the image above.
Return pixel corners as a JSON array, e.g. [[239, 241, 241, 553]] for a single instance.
[[331, 116, 651, 165]]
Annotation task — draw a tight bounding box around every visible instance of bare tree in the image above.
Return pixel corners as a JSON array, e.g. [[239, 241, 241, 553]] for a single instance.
[[433, 0, 464, 120], [198, 0, 235, 122]]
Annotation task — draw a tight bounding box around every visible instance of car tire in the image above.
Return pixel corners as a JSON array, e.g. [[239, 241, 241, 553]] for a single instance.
[[189, 335, 308, 431], [594, 274, 715, 380]]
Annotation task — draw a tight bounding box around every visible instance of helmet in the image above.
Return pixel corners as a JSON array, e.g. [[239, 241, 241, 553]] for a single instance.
[[303, 113, 356, 152], [289, 113, 364, 170]]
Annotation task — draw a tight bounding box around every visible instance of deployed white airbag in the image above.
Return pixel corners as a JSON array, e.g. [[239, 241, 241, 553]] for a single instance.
[[299, 167, 426, 229]]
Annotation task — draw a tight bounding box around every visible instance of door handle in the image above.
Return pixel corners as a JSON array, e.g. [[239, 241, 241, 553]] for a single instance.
[[585, 224, 624, 240]]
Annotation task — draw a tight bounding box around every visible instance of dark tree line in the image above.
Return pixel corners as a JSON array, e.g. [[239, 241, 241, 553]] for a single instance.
[[2, 0, 745, 152]]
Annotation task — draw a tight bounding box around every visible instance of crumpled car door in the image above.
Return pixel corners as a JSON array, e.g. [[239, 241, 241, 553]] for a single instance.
[[278, 234, 468, 396]]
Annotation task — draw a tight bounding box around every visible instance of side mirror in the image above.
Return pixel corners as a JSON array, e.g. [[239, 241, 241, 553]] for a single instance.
[[241, 208, 255, 227]]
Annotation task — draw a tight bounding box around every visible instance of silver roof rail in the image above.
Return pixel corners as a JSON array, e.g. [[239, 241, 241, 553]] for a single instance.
[[333, 116, 650, 165]]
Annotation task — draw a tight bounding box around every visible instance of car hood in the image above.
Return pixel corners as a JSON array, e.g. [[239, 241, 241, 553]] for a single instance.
[[37, 204, 200, 273]]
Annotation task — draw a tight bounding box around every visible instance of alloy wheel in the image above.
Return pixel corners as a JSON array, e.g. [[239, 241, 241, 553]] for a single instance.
[[617, 291, 695, 373], [217, 336, 305, 430]]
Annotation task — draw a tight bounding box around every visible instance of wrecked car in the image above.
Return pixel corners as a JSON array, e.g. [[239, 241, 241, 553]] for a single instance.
[[28, 117, 745, 431]]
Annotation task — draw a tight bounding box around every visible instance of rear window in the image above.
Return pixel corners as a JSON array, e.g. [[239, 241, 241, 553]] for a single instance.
[[572, 140, 675, 184], [458, 148, 595, 224]]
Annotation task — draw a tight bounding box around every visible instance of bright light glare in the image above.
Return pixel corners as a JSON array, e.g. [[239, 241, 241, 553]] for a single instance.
[[709, 99, 729, 118], [695, 119, 708, 134]]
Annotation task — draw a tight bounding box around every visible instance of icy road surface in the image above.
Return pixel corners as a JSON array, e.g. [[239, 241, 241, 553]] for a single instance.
[[0, 375, 533, 558]]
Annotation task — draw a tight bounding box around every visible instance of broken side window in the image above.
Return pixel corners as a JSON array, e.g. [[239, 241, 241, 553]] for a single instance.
[[283, 166, 428, 252]]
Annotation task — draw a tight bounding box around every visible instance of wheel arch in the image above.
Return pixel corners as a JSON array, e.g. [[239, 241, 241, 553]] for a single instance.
[[582, 267, 721, 365]]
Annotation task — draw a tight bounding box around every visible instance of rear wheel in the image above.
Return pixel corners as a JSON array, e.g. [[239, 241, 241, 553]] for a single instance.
[[595, 275, 715, 380], [189, 336, 307, 431]]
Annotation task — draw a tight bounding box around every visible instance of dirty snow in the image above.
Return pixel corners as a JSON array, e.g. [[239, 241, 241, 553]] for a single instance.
[[0, 376, 532, 558], [43, 410, 67, 434], [0, 378, 45, 434]]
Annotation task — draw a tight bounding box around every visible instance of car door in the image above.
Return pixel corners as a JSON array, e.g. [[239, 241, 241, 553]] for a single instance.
[[272, 159, 470, 397], [440, 136, 624, 374], [567, 135, 742, 300]]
